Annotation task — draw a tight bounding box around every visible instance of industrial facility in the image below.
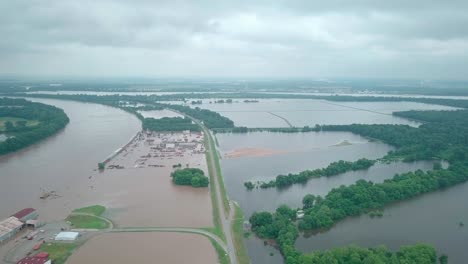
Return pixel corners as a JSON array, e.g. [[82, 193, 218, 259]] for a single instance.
[[0, 208, 38, 244]]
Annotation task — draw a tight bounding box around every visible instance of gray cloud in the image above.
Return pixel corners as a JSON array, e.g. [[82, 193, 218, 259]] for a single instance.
[[1, 0, 468, 78]]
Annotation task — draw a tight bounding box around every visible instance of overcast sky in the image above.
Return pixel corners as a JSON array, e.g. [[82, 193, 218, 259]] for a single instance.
[[1, 1, 468, 79]]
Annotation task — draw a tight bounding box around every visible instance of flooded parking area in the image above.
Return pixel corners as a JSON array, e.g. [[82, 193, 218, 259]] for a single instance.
[[89, 131, 213, 227], [66, 232, 218, 264]]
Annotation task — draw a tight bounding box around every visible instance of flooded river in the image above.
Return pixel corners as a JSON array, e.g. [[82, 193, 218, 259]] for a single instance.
[[0, 98, 141, 221], [0, 98, 213, 228]]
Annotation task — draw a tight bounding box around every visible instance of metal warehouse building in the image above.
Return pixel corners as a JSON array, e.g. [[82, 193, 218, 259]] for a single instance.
[[12, 208, 38, 222], [0, 217, 24, 243]]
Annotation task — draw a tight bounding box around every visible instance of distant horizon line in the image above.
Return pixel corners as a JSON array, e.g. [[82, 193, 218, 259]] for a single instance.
[[1, 75, 468, 82]]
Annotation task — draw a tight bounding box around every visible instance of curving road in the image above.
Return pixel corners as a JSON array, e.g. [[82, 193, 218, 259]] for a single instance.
[[109, 227, 228, 253]]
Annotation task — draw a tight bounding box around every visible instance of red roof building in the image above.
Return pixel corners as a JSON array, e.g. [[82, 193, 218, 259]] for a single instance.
[[12, 208, 38, 222], [16, 256, 50, 264]]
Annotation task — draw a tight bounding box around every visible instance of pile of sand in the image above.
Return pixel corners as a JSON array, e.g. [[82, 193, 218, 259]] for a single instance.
[[224, 147, 289, 158]]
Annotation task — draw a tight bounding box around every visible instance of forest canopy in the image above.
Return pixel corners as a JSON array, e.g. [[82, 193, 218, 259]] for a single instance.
[[0, 98, 69, 155]]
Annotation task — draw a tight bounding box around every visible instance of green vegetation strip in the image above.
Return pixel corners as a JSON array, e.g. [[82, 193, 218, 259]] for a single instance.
[[66, 215, 110, 229], [208, 132, 230, 215], [142, 116, 200, 132], [245, 158, 376, 189], [67, 205, 110, 229], [40, 243, 79, 264], [72, 205, 105, 216], [205, 138, 226, 242], [232, 203, 250, 264], [209, 237, 230, 264]]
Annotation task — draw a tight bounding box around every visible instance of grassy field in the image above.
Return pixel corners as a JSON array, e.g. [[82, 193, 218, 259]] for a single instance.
[[67, 205, 109, 229], [72, 205, 105, 216], [66, 215, 110, 229], [0, 117, 39, 131], [41, 243, 78, 264], [232, 203, 250, 264], [208, 133, 230, 215]]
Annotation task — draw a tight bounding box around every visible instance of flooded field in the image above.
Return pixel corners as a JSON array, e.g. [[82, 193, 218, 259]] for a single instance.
[[97, 131, 212, 227], [216, 131, 442, 263], [295, 182, 468, 264], [217, 131, 394, 217], [67, 232, 218, 264], [195, 99, 457, 127]]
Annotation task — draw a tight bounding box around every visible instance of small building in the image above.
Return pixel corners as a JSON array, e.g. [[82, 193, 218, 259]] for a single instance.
[[296, 210, 305, 219], [165, 143, 175, 149], [55, 231, 79, 241], [26, 219, 40, 229], [0, 217, 24, 243], [243, 221, 252, 232], [13, 208, 38, 222], [17, 253, 51, 264]]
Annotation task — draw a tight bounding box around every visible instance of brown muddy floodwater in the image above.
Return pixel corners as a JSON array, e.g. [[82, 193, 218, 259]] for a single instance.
[[0, 98, 213, 228], [0, 98, 140, 221], [66, 232, 218, 264], [93, 131, 213, 227]]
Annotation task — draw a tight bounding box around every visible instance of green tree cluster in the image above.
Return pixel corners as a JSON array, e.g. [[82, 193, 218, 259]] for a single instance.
[[171, 168, 209, 188], [245, 158, 376, 189], [165, 104, 234, 129]]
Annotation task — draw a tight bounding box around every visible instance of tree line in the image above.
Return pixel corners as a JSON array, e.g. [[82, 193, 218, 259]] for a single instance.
[[10, 93, 236, 130], [142, 117, 200, 132], [0, 98, 69, 155], [244, 158, 376, 190]]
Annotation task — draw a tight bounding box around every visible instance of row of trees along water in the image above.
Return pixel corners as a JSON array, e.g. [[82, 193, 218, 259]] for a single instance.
[[142, 117, 200, 132], [244, 158, 376, 190], [8, 94, 236, 129], [249, 109, 468, 264], [0, 98, 69, 155]]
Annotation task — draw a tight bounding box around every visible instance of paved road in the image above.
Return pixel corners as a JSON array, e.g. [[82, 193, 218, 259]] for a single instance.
[[200, 124, 238, 264], [109, 227, 228, 252], [173, 110, 238, 264]]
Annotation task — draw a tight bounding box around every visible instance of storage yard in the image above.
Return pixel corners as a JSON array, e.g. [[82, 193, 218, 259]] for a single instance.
[[106, 130, 205, 169]]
